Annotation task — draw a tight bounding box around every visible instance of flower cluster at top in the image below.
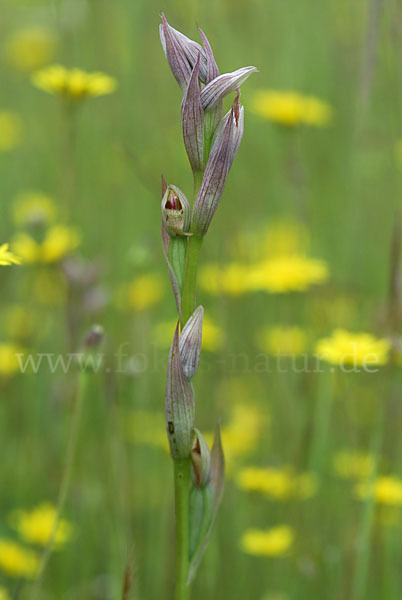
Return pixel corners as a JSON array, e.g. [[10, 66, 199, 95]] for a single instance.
[[160, 14, 257, 243], [251, 89, 333, 127], [32, 65, 117, 100]]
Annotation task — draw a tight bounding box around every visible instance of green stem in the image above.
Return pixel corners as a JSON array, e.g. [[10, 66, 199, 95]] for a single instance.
[[174, 458, 192, 600], [29, 372, 88, 600], [180, 234, 203, 328]]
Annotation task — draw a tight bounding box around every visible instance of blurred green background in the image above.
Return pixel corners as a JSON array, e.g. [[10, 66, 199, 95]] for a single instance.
[[1, 0, 402, 599]]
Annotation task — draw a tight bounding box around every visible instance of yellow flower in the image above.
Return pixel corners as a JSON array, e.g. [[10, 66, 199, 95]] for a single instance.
[[0, 587, 11, 600], [236, 466, 317, 500], [13, 192, 56, 227], [0, 244, 21, 266], [4, 27, 57, 71], [0, 539, 38, 578], [356, 476, 402, 506], [241, 526, 294, 557], [251, 90, 333, 127], [9, 503, 72, 547], [12, 225, 79, 264], [249, 254, 329, 293], [127, 274, 164, 311], [333, 450, 375, 480], [257, 326, 307, 355], [0, 111, 22, 151], [315, 329, 390, 367], [153, 315, 224, 353], [232, 221, 310, 263], [199, 262, 251, 296], [0, 343, 23, 377], [32, 65, 117, 100]]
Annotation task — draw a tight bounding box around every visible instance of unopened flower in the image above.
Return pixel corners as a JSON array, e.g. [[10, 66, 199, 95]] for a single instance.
[[32, 65, 117, 100], [191, 428, 211, 488], [153, 315, 223, 352], [13, 192, 56, 227], [315, 330, 390, 367], [251, 90, 333, 127], [0, 539, 38, 578], [0, 244, 21, 266], [240, 526, 294, 557], [0, 111, 22, 151], [165, 323, 195, 459], [192, 96, 245, 235], [4, 27, 57, 71], [179, 305, 204, 379], [9, 503, 72, 547]]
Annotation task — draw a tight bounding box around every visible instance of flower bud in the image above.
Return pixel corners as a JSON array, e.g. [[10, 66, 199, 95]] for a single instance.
[[160, 14, 207, 91], [198, 28, 222, 147], [181, 54, 204, 173], [75, 324, 105, 373], [165, 323, 195, 459], [191, 95, 245, 235], [179, 305, 203, 379], [187, 424, 225, 583], [191, 428, 211, 488], [200, 66, 257, 111], [161, 185, 191, 237]]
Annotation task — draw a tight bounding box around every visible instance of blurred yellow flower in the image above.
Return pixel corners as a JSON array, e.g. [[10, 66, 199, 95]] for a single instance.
[[153, 315, 224, 352], [32, 65, 117, 100], [0, 111, 22, 151], [4, 27, 57, 71], [333, 450, 375, 480], [257, 326, 307, 355], [236, 466, 317, 500], [241, 526, 294, 557], [9, 503, 72, 547], [356, 476, 402, 506], [0, 587, 10, 600], [249, 255, 329, 293], [127, 274, 164, 311], [251, 90, 333, 127], [0, 539, 38, 578], [232, 221, 310, 263], [12, 225, 79, 264], [315, 329, 390, 367], [0, 343, 23, 376], [0, 244, 21, 266], [199, 262, 251, 296], [13, 192, 56, 227]]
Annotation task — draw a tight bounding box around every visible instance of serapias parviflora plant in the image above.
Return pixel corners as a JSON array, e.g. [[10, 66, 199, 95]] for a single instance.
[[159, 14, 256, 599]]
